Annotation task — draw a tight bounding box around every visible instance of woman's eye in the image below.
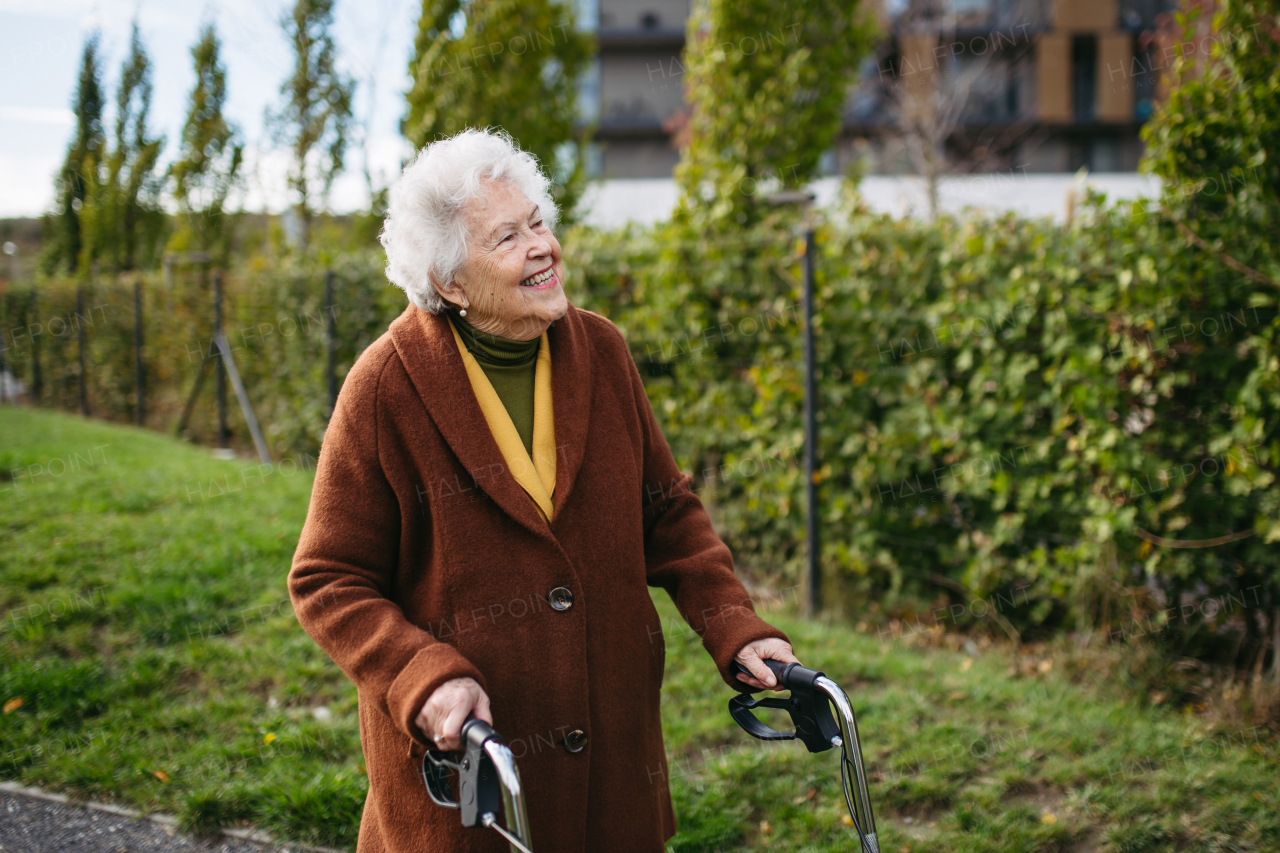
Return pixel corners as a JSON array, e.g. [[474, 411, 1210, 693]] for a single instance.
[[500, 234, 513, 243]]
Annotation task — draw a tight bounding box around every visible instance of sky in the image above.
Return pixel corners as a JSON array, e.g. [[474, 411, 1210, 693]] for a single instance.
[[0, 0, 422, 218]]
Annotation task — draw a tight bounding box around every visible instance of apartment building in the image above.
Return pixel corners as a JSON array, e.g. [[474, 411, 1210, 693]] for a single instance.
[[579, 0, 691, 178], [582, 0, 1176, 178]]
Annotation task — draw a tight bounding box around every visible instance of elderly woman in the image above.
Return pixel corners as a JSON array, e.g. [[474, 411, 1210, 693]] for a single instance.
[[289, 128, 800, 852]]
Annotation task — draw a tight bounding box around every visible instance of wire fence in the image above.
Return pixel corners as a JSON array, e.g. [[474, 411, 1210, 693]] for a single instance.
[[0, 251, 401, 459]]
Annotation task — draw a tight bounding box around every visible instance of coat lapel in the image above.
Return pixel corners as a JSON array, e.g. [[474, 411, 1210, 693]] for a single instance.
[[388, 303, 593, 540], [545, 304, 592, 523]]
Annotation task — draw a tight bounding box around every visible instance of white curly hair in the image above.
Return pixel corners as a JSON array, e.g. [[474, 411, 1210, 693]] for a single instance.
[[380, 127, 560, 314]]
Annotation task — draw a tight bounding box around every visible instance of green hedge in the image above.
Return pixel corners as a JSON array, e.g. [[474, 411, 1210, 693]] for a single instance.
[[5, 194, 1277, 661], [568, 193, 1278, 661]]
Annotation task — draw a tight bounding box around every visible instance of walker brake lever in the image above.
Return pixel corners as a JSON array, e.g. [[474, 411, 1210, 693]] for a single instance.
[[421, 715, 534, 852], [729, 660, 842, 753]]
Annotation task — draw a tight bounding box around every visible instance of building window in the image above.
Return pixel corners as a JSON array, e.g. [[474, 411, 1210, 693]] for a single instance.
[[953, 0, 992, 26], [584, 142, 604, 179], [1068, 136, 1121, 171], [1091, 137, 1121, 171], [578, 57, 601, 123], [1134, 43, 1157, 120], [1072, 35, 1097, 122], [574, 0, 598, 31], [1005, 65, 1019, 118]]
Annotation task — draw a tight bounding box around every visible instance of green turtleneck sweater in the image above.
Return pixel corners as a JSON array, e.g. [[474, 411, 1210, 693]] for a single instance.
[[448, 309, 540, 456]]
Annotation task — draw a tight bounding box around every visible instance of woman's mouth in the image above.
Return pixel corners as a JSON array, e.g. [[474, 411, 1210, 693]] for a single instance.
[[519, 268, 558, 290]]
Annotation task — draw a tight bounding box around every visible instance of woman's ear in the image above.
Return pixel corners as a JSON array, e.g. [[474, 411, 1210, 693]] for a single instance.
[[430, 271, 466, 311]]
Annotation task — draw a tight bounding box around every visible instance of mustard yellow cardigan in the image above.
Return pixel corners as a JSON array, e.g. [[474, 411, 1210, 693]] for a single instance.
[[446, 315, 556, 523]]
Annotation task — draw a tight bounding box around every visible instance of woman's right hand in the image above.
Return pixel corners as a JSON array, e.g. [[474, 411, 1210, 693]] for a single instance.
[[416, 677, 493, 751]]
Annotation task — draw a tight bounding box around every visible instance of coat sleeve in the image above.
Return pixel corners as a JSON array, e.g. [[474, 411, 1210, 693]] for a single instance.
[[610, 323, 791, 690], [289, 346, 486, 750]]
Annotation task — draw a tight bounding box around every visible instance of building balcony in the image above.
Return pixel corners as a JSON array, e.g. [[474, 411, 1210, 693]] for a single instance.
[[597, 27, 686, 48], [591, 116, 669, 137]]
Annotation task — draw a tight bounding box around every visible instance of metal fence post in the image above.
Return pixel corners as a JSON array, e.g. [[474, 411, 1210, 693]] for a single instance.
[[802, 227, 820, 616], [134, 280, 145, 426], [28, 288, 41, 402], [213, 271, 228, 448], [325, 269, 337, 419], [76, 283, 89, 416], [0, 320, 7, 405]]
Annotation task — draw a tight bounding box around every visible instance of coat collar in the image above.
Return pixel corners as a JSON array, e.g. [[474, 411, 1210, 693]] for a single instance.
[[389, 302, 593, 541]]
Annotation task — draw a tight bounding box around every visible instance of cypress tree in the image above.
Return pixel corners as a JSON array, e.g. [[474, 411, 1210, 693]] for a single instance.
[[674, 0, 873, 228], [97, 22, 166, 272], [403, 0, 595, 221], [45, 33, 105, 275], [268, 0, 355, 250], [170, 22, 244, 262]]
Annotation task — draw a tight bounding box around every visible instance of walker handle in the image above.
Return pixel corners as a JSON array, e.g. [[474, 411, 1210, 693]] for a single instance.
[[728, 660, 881, 852], [729, 660, 842, 753], [421, 715, 534, 853]]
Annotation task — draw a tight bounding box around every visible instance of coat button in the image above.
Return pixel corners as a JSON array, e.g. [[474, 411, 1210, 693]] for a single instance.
[[548, 587, 574, 611], [564, 729, 588, 753]]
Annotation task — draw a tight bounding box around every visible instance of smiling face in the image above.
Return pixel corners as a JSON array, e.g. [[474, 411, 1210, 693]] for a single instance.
[[435, 178, 568, 341]]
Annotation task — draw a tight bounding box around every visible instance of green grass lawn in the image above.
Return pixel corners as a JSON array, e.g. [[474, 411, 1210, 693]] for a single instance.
[[2, 407, 1277, 852]]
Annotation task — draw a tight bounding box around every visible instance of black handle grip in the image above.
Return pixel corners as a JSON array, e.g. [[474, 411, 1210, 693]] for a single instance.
[[461, 715, 495, 748], [424, 711, 487, 753], [732, 658, 817, 692]]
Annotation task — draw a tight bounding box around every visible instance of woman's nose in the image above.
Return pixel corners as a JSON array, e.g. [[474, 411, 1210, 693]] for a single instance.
[[528, 233, 553, 258]]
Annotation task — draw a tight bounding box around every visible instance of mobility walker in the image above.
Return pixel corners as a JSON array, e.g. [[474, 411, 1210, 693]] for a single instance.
[[728, 659, 880, 853], [422, 659, 878, 853]]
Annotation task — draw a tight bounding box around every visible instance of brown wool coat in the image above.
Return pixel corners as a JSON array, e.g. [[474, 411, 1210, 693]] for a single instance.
[[289, 301, 789, 853]]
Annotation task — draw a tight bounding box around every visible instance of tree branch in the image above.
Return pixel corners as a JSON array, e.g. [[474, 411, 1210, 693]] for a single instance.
[[1134, 527, 1256, 549], [1161, 204, 1280, 290], [929, 572, 1022, 649]]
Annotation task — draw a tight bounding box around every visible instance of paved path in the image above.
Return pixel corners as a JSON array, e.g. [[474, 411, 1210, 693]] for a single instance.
[[0, 790, 286, 853]]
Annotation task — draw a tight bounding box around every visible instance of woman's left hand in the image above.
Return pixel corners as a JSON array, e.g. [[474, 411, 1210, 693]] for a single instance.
[[733, 637, 800, 691]]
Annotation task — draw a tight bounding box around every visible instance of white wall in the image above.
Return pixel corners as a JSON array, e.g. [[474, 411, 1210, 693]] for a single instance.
[[576, 172, 1163, 228]]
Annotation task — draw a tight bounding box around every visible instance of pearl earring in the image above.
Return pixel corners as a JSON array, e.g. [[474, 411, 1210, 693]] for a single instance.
[[459, 308, 467, 317]]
